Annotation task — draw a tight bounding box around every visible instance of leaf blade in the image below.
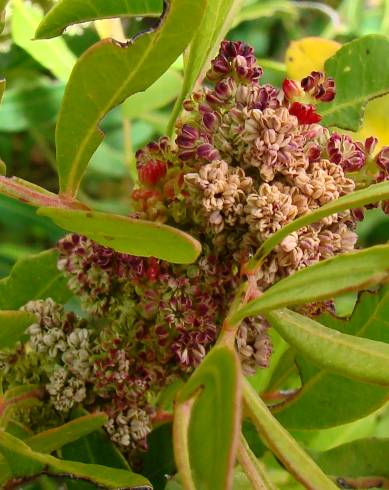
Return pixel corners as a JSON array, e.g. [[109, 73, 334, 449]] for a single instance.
[[38, 207, 201, 264], [55, 0, 206, 196], [36, 0, 163, 39], [0, 311, 35, 349], [267, 308, 389, 386]]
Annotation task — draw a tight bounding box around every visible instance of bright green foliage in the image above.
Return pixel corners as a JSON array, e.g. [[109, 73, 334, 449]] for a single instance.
[[11, 0, 76, 82], [55, 0, 206, 196], [276, 288, 389, 428], [0, 431, 152, 488], [319, 35, 389, 130], [38, 207, 201, 264], [0, 310, 35, 348], [36, 0, 163, 39], [0, 249, 70, 310], [175, 347, 241, 490], [267, 308, 389, 386], [233, 245, 389, 322]]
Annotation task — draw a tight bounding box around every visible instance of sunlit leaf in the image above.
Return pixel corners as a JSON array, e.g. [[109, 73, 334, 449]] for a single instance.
[[0, 249, 70, 310], [55, 0, 206, 197], [38, 207, 201, 264], [11, 0, 76, 82], [174, 346, 241, 490], [319, 35, 389, 131], [234, 245, 389, 322], [36, 0, 163, 39], [267, 308, 389, 386]]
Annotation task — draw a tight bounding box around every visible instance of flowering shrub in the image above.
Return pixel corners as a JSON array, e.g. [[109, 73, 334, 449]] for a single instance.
[[1, 1, 389, 489]]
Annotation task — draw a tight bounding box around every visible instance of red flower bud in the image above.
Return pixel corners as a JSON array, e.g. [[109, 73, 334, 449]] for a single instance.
[[289, 102, 321, 124], [137, 159, 167, 186], [282, 79, 302, 100]]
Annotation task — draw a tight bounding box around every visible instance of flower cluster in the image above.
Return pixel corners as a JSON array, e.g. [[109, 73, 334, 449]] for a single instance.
[[2, 40, 387, 457]]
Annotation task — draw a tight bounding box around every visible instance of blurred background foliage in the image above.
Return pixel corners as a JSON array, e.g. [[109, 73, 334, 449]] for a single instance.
[[1, 0, 389, 277], [1, 2, 389, 488]]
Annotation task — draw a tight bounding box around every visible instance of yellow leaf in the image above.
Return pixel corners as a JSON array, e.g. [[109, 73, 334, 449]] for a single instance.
[[285, 37, 341, 80]]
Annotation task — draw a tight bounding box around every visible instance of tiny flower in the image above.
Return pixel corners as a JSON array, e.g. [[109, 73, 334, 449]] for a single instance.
[[327, 134, 365, 172], [288, 102, 321, 124], [364, 136, 378, 155], [301, 71, 335, 102], [376, 146, 389, 172]]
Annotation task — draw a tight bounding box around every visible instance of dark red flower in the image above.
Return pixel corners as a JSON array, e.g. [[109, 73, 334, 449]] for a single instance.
[[288, 102, 321, 124], [137, 160, 167, 186]]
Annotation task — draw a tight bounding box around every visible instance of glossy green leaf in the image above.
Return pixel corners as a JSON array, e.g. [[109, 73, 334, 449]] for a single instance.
[[275, 287, 389, 429], [246, 180, 389, 272], [174, 346, 241, 490], [11, 0, 76, 82], [55, 0, 206, 197], [168, 0, 244, 133], [0, 311, 35, 349], [0, 431, 151, 489], [0, 249, 70, 310], [319, 35, 389, 130], [123, 68, 182, 120], [267, 308, 389, 386], [242, 379, 337, 489], [38, 207, 201, 264], [313, 438, 389, 487], [232, 245, 389, 323], [36, 0, 163, 39]]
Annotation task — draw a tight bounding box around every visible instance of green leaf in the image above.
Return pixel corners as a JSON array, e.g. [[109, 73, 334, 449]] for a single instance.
[[232, 0, 298, 28], [0, 311, 35, 349], [319, 34, 389, 130], [38, 207, 201, 264], [313, 438, 389, 486], [55, 0, 206, 197], [0, 81, 64, 133], [246, 180, 389, 272], [0, 414, 108, 484], [0, 249, 71, 310], [27, 414, 108, 454], [123, 68, 182, 120], [0, 431, 151, 489], [275, 287, 389, 429], [11, 0, 76, 82], [232, 245, 389, 323], [36, 0, 163, 39], [174, 346, 241, 490], [168, 0, 244, 133], [242, 378, 337, 490], [267, 308, 389, 386]]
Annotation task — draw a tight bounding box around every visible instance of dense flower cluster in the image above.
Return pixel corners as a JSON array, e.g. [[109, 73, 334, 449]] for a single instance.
[[2, 40, 388, 455]]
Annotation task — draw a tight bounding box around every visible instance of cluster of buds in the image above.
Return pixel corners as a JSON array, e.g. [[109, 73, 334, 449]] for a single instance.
[[3, 40, 386, 457], [282, 71, 335, 125]]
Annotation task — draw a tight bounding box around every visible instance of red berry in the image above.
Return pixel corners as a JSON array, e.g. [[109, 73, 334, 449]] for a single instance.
[[137, 159, 167, 186]]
